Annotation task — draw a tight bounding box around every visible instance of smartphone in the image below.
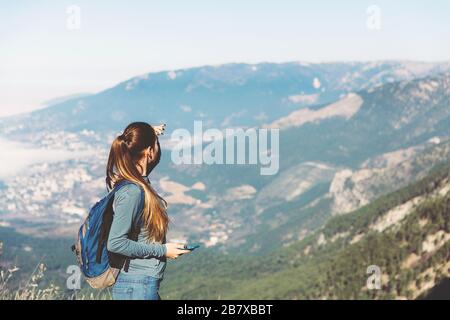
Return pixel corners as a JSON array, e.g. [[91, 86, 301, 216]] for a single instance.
[[182, 243, 200, 251]]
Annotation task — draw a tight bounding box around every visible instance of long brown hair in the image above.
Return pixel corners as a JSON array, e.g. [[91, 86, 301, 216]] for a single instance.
[[106, 122, 169, 242]]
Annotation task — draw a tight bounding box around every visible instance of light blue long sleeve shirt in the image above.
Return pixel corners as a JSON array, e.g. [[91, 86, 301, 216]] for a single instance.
[[107, 176, 167, 279]]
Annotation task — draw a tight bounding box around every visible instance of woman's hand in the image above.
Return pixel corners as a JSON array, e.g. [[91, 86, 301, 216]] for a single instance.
[[153, 124, 166, 136], [164, 242, 190, 259]]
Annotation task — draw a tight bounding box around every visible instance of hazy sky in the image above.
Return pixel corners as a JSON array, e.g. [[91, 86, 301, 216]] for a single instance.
[[1, 0, 449, 116]]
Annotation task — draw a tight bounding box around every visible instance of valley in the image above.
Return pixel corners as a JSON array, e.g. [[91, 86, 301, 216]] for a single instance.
[[0, 61, 449, 299]]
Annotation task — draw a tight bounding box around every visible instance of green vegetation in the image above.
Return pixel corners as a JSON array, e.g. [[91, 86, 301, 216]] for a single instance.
[[161, 163, 450, 299], [1, 163, 449, 299], [0, 227, 75, 287]]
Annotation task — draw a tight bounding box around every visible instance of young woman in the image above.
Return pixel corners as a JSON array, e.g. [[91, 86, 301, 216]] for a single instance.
[[105, 122, 190, 300]]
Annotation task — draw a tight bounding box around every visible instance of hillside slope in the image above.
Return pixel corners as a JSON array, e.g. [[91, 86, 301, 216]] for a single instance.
[[161, 162, 450, 299], [234, 139, 450, 254], [1, 159, 448, 300]]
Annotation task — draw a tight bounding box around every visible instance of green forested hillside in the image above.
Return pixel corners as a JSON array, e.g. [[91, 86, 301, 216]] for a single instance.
[[0, 227, 74, 285], [1, 163, 449, 299], [161, 163, 450, 299]]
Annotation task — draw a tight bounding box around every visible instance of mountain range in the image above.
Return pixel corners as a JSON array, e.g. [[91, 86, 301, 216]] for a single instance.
[[0, 60, 449, 299], [161, 161, 450, 299], [1, 60, 450, 136]]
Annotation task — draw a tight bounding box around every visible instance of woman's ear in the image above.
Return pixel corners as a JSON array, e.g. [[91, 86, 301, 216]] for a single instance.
[[147, 146, 155, 161]]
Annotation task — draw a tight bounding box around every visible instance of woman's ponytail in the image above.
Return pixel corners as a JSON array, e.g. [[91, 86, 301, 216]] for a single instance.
[[106, 123, 169, 242]]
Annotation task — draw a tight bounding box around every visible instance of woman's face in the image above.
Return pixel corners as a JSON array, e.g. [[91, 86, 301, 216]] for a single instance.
[[146, 139, 161, 175]]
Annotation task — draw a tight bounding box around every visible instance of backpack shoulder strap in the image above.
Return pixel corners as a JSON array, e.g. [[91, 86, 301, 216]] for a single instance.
[[110, 180, 145, 272], [113, 180, 145, 229], [96, 180, 145, 266]]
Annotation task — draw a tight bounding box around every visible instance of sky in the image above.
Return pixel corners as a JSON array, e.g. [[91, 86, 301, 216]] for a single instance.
[[0, 0, 449, 116]]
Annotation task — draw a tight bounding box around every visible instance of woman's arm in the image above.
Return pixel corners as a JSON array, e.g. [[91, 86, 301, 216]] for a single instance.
[[107, 184, 166, 259]]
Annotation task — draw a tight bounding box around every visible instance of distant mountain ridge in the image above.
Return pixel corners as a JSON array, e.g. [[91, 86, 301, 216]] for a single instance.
[[1, 60, 450, 138]]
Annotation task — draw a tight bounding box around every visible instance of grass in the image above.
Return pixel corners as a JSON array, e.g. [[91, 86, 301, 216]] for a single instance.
[[0, 241, 111, 300]]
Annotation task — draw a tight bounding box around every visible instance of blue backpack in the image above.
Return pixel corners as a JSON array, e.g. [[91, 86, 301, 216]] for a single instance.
[[72, 179, 144, 289]]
